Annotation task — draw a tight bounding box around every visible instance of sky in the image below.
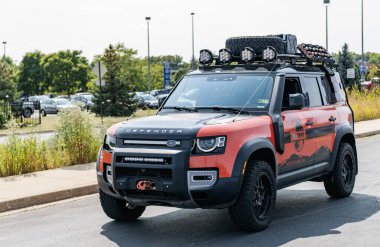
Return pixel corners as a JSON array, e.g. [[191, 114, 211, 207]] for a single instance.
[[0, 0, 379, 63]]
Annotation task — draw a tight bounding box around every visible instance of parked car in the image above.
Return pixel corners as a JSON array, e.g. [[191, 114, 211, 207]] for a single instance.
[[360, 77, 380, 90], [72, 93, 94, 110], [54, 98, 80, 111], [40, 99, 58, 116], [134, 94, 158, 109]]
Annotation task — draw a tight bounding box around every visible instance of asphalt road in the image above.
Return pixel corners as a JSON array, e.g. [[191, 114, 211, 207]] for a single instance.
[[1, 135, 380, 247]]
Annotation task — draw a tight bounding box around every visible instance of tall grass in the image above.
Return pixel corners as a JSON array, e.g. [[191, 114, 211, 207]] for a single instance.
[[0, 109, 103, 177], [348, 86, 380, 122]]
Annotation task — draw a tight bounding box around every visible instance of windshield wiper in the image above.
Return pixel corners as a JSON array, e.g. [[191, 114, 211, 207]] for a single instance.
[[197, 106, 251, 115], [163, 106, 198, 112]]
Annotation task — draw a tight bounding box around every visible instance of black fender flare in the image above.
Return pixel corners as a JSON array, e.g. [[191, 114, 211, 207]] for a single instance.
[[232, 137, 277, 185], [329, 126, 357, 173]]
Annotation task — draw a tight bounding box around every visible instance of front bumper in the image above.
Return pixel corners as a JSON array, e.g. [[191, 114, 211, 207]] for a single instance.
[[97, 147, 242, 209]]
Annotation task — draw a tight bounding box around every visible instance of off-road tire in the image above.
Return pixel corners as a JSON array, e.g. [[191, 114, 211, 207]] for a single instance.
[[324, 142, 356, 198], [225, 36, 286, 56], [99, 190, 146, 221], [23, 108, 33, 118], [229, 160, 276, 232], [41, 109, 47, 117]]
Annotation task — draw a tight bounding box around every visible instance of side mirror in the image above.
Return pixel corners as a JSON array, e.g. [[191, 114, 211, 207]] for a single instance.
[[289, 93, 305, 110]]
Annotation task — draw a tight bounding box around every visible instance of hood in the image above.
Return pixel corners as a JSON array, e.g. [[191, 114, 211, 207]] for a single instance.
[[112, 112, 229, 139]]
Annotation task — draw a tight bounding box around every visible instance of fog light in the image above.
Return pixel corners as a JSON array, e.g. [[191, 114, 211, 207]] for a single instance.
[[199, 49, 214, 66], [218, 48, 233, 65], [241, 47, 256, 64], [262, 46, 277, 63]]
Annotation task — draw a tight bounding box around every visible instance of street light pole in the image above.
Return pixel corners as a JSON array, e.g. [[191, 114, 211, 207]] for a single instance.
[[145, 17, 151, 94], [361, 0, 365, 82], [323, 0, 330, 50], [2, 41, 6, 59], [191, 13, 195, 70]]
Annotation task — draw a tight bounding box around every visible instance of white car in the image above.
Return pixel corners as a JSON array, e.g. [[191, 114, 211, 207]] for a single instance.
[[54, 98, 80, 111]]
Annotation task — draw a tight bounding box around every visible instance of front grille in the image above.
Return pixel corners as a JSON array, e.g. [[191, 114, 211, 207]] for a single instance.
[[123, 139, 180, 147], [115, 167, 172, 179]]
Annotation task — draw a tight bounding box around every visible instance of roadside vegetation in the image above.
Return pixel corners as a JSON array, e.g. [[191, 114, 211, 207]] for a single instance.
[[348, 87, 380, 122], [0, 108, 156, 177]]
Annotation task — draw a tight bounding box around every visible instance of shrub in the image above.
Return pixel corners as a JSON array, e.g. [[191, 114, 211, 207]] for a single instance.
[[348, 86, 380, 122], [0, 109, 103, 177], [53, 108, 101, 166]]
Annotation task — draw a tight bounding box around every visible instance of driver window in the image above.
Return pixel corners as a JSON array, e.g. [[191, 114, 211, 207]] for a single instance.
[[282, 78, 302, 110]]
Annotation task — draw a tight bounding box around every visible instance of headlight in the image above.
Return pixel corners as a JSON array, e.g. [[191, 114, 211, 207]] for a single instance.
[[104, 135, 116, 150], [196, 136, 226, 153]]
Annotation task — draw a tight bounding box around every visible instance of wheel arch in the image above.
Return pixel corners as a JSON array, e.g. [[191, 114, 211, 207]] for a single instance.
[[330, 126, 358, 174], [232, 137, 277, 179]]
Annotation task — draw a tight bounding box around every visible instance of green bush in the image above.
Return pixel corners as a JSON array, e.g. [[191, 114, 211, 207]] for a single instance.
[[54, 108, 100, 165], [0, 109, 102, 177]]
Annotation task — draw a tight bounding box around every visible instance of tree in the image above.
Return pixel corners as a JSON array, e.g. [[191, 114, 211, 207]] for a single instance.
[[17, 51, 47, 95], [337, 43, 359, 88], [42, 50, 91, 96], [92, 44, 137, 116], [0, 57, 17, 101]]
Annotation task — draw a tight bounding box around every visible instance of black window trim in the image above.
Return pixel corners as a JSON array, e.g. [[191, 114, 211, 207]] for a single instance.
[[301, 75, 324, 108]]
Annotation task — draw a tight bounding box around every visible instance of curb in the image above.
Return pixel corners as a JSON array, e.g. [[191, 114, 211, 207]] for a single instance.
[[0, 130, 55, 137], [356, 130, 380, 139], [0, 184, 98, 213]]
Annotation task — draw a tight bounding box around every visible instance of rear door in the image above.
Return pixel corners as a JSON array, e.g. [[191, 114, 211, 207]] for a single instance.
[[300, 75, 336, 171]]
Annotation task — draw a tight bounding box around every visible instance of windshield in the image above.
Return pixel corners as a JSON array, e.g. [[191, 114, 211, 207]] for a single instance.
[[142, 94, 156, 101], [164, 74, 274, 111], [82, 95, 94, 101], [56, 99, 70, 105]]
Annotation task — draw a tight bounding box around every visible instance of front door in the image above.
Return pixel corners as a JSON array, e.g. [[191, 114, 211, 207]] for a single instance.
[[279, 77, 316, 175]]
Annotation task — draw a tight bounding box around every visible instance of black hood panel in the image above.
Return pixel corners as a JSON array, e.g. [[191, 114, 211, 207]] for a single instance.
[[114, 113, 226, 139]]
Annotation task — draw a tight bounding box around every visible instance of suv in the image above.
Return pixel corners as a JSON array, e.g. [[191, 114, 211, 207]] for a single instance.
[[96, 35, 357, 232]]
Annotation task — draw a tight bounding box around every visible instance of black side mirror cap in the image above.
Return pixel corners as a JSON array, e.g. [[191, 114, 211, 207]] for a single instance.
[[289, 93, 305, 110]]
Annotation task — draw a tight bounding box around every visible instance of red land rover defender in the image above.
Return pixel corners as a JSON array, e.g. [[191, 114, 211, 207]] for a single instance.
[[97, 35, 357, 231]]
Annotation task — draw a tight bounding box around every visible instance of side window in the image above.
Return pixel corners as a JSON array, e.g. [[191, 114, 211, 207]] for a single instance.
[[302, 77, 323, 107], [318, 78, 330, 105], [282, 77, 302, 110], [320, 77, 337, 104]]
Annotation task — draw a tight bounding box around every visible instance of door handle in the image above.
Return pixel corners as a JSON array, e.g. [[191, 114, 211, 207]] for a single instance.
[[329, 116, 337, 122], [305, 121, 314, 126]]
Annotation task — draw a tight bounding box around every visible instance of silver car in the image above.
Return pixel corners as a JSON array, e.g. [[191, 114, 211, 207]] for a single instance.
[[40, 99, 58, 116]]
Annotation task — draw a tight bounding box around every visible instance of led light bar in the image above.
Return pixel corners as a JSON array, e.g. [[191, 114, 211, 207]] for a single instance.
[[241, 47, 256, 64], [199, 49, 214, 66], [218, 48, 233, 65], [262, 46, 277, 63], [297, 43, 335, 64]]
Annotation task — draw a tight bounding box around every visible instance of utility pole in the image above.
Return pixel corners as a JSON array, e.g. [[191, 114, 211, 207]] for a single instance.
[[323, 0, 330, 50], [361, 0, 365, 82], [146, 17, 151, 94], [191, 13, 195, 70]]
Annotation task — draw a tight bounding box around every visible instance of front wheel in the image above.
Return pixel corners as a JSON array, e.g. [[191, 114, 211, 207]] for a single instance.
[[324, 142, 357, 198], [229, 160, 276, 232], [99, 190, 146, 221]]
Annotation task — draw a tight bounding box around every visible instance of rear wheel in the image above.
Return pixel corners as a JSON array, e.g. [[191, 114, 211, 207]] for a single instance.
[[99, 190, 146, 221], [41, 109, 47, 117], [324, 142, 356, 198], [229, 160, 276, 232]]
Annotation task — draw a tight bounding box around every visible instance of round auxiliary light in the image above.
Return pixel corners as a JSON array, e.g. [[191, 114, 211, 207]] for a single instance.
[[262, 46, 277, 63], [218, 48, 233, 65], [199, 49, 214, 66], [241, 47, 256, 64]]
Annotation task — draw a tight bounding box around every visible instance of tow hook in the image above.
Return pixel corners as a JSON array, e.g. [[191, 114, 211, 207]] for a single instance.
[[136, 180, 155, 191]]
